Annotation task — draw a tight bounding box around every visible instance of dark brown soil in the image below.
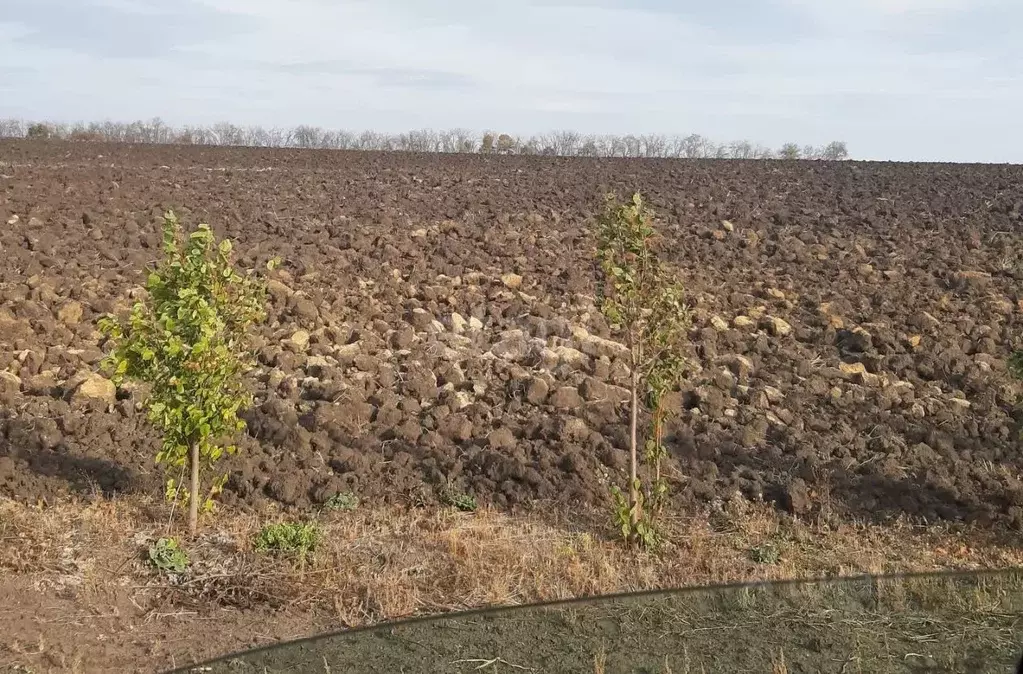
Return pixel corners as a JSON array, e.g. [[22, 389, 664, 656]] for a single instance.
[[2, 140, 1023, 528], [0, 575, 331, 673]]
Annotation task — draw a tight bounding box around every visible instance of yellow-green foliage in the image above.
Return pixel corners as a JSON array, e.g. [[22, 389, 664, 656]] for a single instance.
[[99, 211, 270, 533], [595, 193, 689, 547]]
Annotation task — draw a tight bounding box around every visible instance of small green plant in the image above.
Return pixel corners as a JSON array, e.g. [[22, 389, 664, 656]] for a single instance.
[[1010, 351, 1023, 382], [99, 211, 271, 535], [445, 491, 478, 512], [324, 491, 359, 512], [595, 192, 689, 548], [148, 537, 189, 574], [610, 485, 658, 549], [255, 522, 320, 561], [750, 542, 781, 565]]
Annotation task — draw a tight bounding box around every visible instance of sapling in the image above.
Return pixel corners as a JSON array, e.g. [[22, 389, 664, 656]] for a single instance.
[[100, 211, 270, 535], [595, 192, 689, 547]]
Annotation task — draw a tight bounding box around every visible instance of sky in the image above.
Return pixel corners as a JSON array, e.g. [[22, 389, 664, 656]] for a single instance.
[[0, 0, 1020, 162]]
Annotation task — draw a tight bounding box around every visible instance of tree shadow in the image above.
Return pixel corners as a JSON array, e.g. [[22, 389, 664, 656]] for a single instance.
[[19, 447, 141, 497], [820, 469, 983, 524], [679, 429, 1023, 534], [0, 413, 141, 498]]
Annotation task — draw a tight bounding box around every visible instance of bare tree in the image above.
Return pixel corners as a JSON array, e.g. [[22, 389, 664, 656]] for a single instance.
[[438, 129, 457, 153], [100, 121, 126, 142], [0, 118, 25, 138], [292, 125, 322, 149], [641, 134, 668, 158], [150, 117, 171, 144], [397, 129, 435, 153], [678, 134, 705, 158], [350, 130, 374, 150], [664, 136, 684, 158], [257, 127, 283, 147], [447, 128, 474, 153], [603, 135, 624, 157], [0, 115, 850, 161], [335, 129, 355, 150], [602, 135, 618, 157], [552, 130, 581, 156], [730, 140, 755, 159], [243, 126, 269, 147], [822, 141, 849, 160], [589, 135, 606, 157], [578, 137, 597, 157], [211, 122, 245, 146], [617, 134, 638, 157]]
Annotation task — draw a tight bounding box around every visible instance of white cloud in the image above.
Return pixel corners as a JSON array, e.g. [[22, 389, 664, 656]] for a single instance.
[[0, 0, 1021, 161]]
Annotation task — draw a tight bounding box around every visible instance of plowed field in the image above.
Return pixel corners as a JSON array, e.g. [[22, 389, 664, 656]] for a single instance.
[[3, 141, 1023, 530]]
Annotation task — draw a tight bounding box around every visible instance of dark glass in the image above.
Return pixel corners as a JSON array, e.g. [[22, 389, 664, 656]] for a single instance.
[[175, 570, 1023, 673]]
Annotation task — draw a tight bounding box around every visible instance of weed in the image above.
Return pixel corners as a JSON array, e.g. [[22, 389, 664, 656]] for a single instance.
[[324, 491, 360, 512], [611, 485, 658, 549], [148, 537, 189, 574], [445, 491, 478, 512], [255, 522, 320, 561], [750, 542, 781, 565]]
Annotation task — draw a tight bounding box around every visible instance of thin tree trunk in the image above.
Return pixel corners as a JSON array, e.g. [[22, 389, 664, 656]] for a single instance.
[[629, 369, 640, 543], [188, 442, 199, 536], [653, 401, 663, 511]]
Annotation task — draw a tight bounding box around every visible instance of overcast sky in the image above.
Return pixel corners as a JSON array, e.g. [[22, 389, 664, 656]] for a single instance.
[[0, 0, 1019, 162]]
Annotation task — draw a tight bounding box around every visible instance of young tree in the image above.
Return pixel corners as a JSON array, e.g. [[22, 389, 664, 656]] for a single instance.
[[99, 212, 270, 535], [595, 193, 690, 547]]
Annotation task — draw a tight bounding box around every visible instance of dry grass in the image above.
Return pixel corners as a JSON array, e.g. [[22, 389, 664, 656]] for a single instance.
[[2, 494, 1023, 673], [771, 649, 788, 674], [2, 494, 1023, 631]]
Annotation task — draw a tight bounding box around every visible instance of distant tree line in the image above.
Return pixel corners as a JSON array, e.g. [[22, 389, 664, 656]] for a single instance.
[[0, 117, 850, 160]]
